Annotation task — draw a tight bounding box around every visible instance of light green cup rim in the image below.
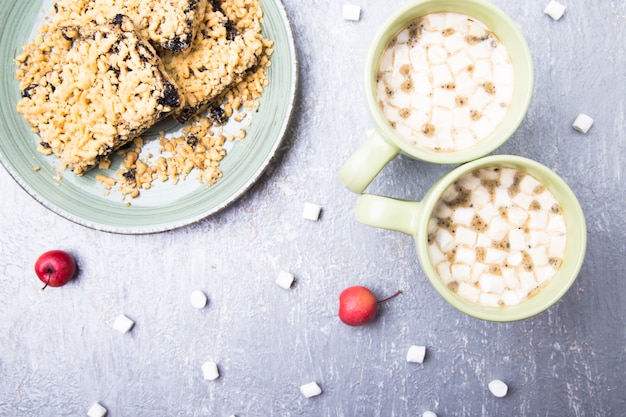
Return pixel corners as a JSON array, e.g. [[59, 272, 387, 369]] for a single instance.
[[413, 155, 587, 321], [364, 0, 534, 164]]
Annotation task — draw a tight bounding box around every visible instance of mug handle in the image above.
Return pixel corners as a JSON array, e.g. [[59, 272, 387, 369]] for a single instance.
[[355, 194, 423, 236], [338, 129, 400, 193]]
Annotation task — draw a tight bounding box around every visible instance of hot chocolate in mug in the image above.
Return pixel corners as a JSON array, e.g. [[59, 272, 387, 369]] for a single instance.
[[339, 0, 534, 193], [355, 155, 586, 321]]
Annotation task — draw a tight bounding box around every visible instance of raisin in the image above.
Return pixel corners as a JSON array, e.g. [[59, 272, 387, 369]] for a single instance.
[[186, 134, 199, 147], [210, 0, 223, 12], [165, 38, 191, 52], [158, 83, 181, 108], [225, 20, 238, 41], [22, 85, 37, 99], [185, 0, 199, 13], [123, 169, 137, 183], [112, 14, 125, 26], [209, 106, 227, 125], [61, 28, 77, 41], [109, 66, 121, 78]]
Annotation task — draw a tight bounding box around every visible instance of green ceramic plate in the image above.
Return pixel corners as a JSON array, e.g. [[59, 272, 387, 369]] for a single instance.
[[0, 0, 297, 234]]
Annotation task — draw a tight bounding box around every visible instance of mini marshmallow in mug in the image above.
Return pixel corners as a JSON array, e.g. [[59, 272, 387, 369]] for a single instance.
[[338, 0, 534, 193]]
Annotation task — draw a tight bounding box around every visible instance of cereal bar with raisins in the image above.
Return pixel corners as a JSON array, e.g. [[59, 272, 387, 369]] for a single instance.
[[161, 0, 266, 123], [16, 15, 182, 174]]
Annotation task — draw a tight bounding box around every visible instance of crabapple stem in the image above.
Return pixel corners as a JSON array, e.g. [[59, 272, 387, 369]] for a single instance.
[[377, 290, 402, 304], [41, 270, 52, 291]]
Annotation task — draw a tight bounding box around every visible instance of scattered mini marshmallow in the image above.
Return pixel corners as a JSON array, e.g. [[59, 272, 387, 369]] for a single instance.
[[488, 379, 509, 397], [202, 361, 220, 381], [190, 290, 208, 309], [406, 345, 427, 364], [87, 402, 107, 417], [300, 381, 323, 398], [572, 113, 594, 133], [275, 270, 295, 290], [423, 411, 437, 417], [302, 202, 322, 221], [544, 0, 566, 20], [342, 4, 361, 21], [112, 314, 134, 334]]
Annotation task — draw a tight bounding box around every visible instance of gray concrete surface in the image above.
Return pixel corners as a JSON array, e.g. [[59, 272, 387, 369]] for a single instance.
[[1, 0, 625, 416]]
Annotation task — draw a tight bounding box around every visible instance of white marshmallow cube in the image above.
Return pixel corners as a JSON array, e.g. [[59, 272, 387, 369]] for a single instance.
[[508, 206, 529, 227], [451, 264, 471, 282], [537, 192, 559, 211], [502, 290, 523, 306], [528, 230, 550, 248], [428, 244, 446, 265], [471, 118, 496, 140], [300, 381, 322, 398], [528, 247, 549, 267], [342, 4, 361, 21], [477, 203, 499, 223], [499, 168, 517, 187], [520, 272, 538, 294], [202, 361, 220, 381], [455, 247, 477, 265], [428, 45, 449, 66], [479, 274, 505, 294], [520, 175, 542, 195], [422, 412, 437, 417], [485, 248, 507, 264], [87, 402, 107, 417], [190, 290, 208, 309], [470, 263, 488, 284], [547, 214, 567, 234], [448, 50, 472, 74], [486, 217, 510, 241], [406, 345, 427, 364], [112, 314, 134, 334], [528, 212, 549, 229], [479, 292, 501, 307], [573, 113, 594, 133], [431, 65, 454, 86], [452, 207, 475, 226], [506, 252, 523, 267], [302, 202, 322, 221], [434, 202, 452, 218], [549, 236, 567, 257], [501, 268, 519, 289], [512, 192, 534, 210], [493, 188, 512, 208], [436, 262, 453, 284], [508, 228, 527, 251], [536, 265, 556, 285], [275, 270, 295, 289], [435, 229, 455, 252], [458, 282, 481, 303], [544, 1, 566, 20], [488, 379, 509, 397]]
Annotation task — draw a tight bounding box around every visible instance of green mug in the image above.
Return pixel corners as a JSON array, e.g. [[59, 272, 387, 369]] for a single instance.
[[355, 155, 587, 321], [339, 0, 534, 193]]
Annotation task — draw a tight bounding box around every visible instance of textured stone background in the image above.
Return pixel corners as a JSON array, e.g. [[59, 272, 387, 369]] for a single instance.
[[1, 1, 625, 416]]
